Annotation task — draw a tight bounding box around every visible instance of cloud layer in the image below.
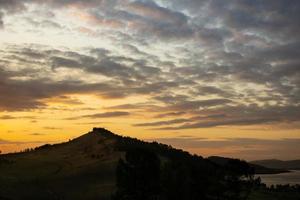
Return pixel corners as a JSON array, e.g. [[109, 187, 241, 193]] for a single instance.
[[153, 137, 300, 160], [0, 0, 299, 130]]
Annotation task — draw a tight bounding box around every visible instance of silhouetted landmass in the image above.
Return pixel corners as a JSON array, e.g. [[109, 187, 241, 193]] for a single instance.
[[208, 156, 289, 174], [113, 134, 255, 200], [0, 128, 299, 200], [251, 159, 300, 170], [250, 163, 289, 174]]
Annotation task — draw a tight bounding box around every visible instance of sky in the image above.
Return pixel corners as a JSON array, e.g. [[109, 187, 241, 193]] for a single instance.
[[0, 0, 299, 161]]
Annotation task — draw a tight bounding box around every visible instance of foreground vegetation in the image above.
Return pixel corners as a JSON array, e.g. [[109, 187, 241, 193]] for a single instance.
[[249, 184, 300, 200]]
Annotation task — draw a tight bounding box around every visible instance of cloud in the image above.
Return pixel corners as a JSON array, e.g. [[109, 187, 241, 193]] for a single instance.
[[134, 114, 226, 128], [83, 111, 130, 118], [151, 137, 300, 160], [0, 115, 15, 120], [134, 104, 300, 130], [30, 133, 45, 136], [2, 42, 299, 128], [43, 127, 62, 130], [73, 11, 125, 29], [0, 139, 11, 144], [0, 0, 25, 28], [0, 12, 3, 28], [0, 115, 36, 120], [0, 138, 45, 145], [197, 86, 234, 98], [165, 99, 233, 111], [104, 103, 158, 111], [0, 73, 116, 111], [154, 112, 186, 118], [155, 118, 278, 130], [0, 0, 25, 12], [126, 1, 188, 25], [134, 118, 189, 127], [1, 0, 299, 43], [0, 1, 300, 130], [66, 111, 130, 120], [0, 45, 165, 110], [155, 137, 293, 149]]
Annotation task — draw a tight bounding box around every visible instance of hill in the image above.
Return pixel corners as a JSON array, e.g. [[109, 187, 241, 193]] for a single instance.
[[208, 156, 289, 174], [0, 128, 299, 200], [0, 128, 120, 200], [250, 159, 300, 170]]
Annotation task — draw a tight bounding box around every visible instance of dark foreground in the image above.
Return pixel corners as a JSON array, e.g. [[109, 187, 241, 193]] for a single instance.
[[0, 128, 299, 200]]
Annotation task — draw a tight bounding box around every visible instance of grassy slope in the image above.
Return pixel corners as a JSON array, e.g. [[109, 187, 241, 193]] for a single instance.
[[0, 130, 121, 200]]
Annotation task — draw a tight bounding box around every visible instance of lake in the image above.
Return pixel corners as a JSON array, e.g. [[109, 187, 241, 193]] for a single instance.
[[257, 170, 300, 186]]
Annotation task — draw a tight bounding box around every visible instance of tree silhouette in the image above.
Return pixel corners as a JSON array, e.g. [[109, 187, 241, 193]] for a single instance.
[[113, 148, 161, 200]]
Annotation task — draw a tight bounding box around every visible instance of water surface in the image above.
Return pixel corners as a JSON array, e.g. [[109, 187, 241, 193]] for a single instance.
[[257, 170, 300, 186]]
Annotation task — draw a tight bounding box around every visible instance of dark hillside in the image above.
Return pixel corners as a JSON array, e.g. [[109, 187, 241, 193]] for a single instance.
[[0, 128, 120, 200], [208, 156, 289, 174], [1, 128, 298, 200]]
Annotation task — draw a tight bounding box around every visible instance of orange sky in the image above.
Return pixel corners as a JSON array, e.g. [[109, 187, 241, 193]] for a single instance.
[[1, 94, 299, 160]]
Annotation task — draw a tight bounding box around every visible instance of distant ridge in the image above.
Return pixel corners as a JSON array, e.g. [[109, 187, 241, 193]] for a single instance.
[[250, 159, 300, 170], [208, 156, 289, 174]]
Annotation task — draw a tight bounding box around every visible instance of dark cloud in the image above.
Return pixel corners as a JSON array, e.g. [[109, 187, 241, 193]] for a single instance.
[[153, 137, 300, 160], [43, 127, 62, 130], [166, 99, 233, 111], [220, 0, 300, 41], [197, 86, 234, 98], [0, 138, 46, 145], [152, 105, 300, 130], [104, 103, 158, 111], [0, 0, 25, 27], [0, 115, 15, 120], [119, 0, 193, 40], [1, 0, 299, 43], [156, 118, 277, 130], [131, 103, 300, 130], [0, 46, 169, 110], [154, 112, 186, 118], [0, 12, 3, 28], [154, 137, 300, 149], [0, 71, 118, 111], [0, 0, 25, 12], [0, 115, 36, 120], [83, 111, 130, 118], [25, 18, 63, 29], [30, 133, 45, 136], [126, 1, 188, 26], [134, 114, 227, 128], [134, 119, 189, 127], [66, 111, 130, 120]]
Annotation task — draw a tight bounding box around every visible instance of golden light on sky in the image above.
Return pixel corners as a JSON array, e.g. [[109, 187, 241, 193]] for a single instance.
[[0, 0, 299, 160]]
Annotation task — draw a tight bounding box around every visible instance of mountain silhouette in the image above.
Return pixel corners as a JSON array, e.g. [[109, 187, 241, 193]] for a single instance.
[[0, 128, 299, 200]]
